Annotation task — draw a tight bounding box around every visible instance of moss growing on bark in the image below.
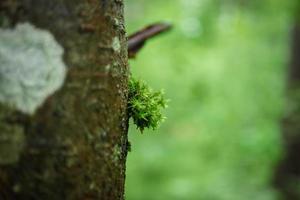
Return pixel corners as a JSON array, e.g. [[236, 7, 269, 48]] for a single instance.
[[128, 77, 167, 133]]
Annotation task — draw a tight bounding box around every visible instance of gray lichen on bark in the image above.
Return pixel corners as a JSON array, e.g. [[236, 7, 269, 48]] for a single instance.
[[0, 23, 66, 115]]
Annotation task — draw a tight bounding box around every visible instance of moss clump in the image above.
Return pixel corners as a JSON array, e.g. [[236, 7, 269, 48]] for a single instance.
[[128, 77, 167, 133]]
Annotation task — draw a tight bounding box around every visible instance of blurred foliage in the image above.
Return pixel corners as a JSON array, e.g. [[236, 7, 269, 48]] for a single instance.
[[124, 0, 295, 199]]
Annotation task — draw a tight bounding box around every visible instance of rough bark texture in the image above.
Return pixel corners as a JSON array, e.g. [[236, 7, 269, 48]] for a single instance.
[[273, 13, 300, 200], [0, 0, 129, 199]]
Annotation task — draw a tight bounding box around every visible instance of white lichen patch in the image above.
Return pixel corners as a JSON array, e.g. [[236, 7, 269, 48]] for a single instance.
[[113, 18, 120, 26], [0, 23, 67, 114], [104, 64, 111, 73], [112, 37, 121, 53]]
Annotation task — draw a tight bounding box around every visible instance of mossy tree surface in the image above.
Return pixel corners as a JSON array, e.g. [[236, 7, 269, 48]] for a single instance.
[[0, 0, 129, 200]]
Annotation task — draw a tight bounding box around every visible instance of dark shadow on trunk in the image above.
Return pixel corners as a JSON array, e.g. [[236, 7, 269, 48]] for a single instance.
[[273, 22, 300, 200]]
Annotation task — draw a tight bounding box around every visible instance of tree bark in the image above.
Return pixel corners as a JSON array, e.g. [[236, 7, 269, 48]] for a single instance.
[[0, 0, 129, 199]]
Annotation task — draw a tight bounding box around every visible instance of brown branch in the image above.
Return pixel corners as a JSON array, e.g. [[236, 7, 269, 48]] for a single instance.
[[128, 22, 172, 58]]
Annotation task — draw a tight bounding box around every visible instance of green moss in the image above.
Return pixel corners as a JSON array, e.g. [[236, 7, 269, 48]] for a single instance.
[[112, 144, 122, 165], [0, 105, 25, 164], [0, 15, 9, 27], [128, 77, 167, 133]]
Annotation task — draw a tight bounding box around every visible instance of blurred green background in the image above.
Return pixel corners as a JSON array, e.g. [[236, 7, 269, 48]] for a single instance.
[[124, 0, 295, 199]]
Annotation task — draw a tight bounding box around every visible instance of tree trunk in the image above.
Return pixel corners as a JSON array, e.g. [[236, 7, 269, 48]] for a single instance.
[[273, 7, 300, 200], [0, 0, 129, 199]]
